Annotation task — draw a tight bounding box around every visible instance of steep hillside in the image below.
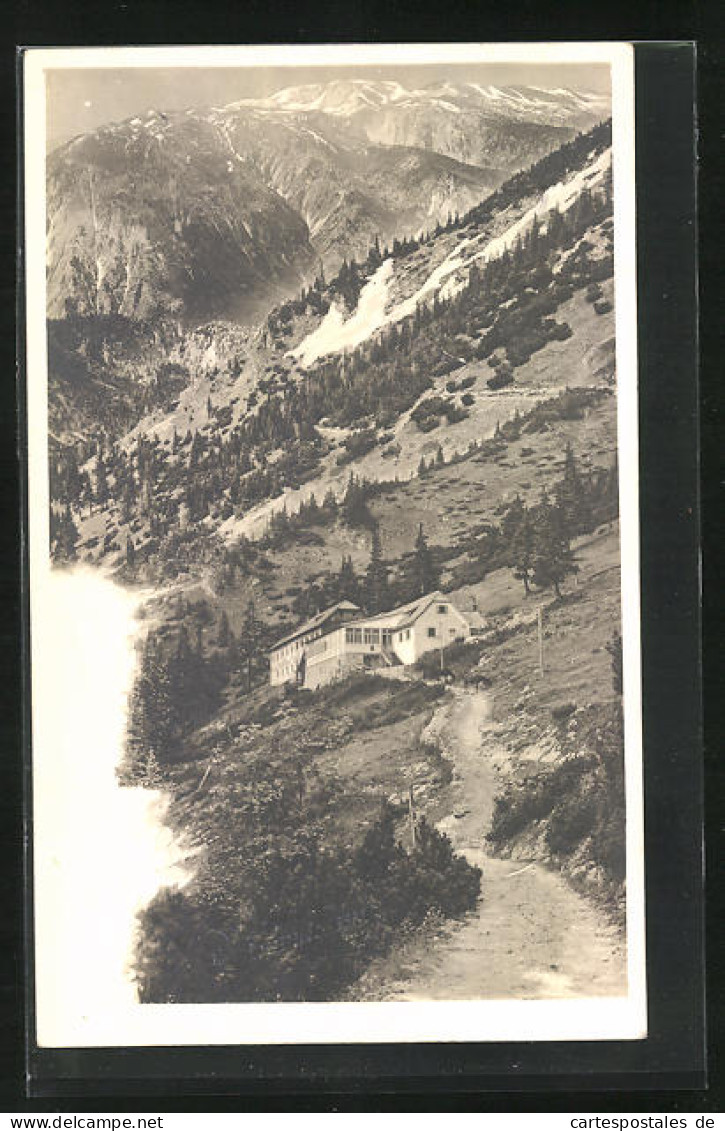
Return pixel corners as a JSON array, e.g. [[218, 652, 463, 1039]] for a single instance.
[[48, 105, 502, 329], [50, 123, 615, 587], [215, 107, 503, 273]]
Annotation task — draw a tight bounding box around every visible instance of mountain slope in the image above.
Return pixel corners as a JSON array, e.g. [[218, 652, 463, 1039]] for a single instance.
[[215, 105, 504, 271], [232, 79, 610, 170], [51, 122, 616, 580], [47, 112, 316, 326]]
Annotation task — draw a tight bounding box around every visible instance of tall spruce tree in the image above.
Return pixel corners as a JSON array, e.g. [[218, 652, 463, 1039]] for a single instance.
[[239, 601, 263, 692], [412, 523, 439, 597], [531, 490, 578, 599], [364, 524, 390, 614], [503, 495, 535, 595], [556, 442, 591, 537], [338, 555, 360, 604]]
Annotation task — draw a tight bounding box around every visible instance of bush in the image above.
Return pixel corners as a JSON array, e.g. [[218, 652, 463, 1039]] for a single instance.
[[135, 803, 481, 1004], [487, 703, 625, 905], [336, 428, 377, 466], [487, 370, 514, 391]]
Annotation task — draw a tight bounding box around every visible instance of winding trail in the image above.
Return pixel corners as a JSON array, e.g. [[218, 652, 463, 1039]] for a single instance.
[[373, 689, 625, 1001]]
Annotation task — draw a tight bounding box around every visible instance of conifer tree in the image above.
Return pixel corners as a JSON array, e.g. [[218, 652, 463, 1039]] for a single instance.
[[95, 454, 108, 506], [364, 524, 390, 614], [606, 630, 623, 697], [338, 555, 360, 604], [531, 490, 578, 599], [556, 442, 591, 537], [217, 610, 232, 649], [52, 504, 80, 561], [412, 523, 439, 597], [502, 495, 535, 595], [239, 601, 262, 692]]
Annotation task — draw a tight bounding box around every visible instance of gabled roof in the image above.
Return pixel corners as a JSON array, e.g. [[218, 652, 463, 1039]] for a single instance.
[[270, 600, 360, 653], [329, 591, 466, 634], [350, 591, 455, 632]]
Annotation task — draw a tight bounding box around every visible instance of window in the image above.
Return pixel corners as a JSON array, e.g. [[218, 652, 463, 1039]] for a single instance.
[[371, 629, 380, 644], [353, 627, 362, 644], [449, 627, 457, 636], [346, 628, 354, 644], [406, 629, 411, 640], [382, 630, 392, 646], [437, 604, 448, 614], [428, 626, 437, 638]]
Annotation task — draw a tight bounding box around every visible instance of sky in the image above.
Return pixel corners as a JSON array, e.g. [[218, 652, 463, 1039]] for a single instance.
[[45, 61, 611, 150]]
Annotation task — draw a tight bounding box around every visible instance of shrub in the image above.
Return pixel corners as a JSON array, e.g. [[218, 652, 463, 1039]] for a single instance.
[[135, 802, 480, 1003], [487, 703, 625, 905], [487, 370, 514, 391]]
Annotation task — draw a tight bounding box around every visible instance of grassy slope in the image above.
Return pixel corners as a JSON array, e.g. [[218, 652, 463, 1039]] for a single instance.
[[160, 673, 451, 857]]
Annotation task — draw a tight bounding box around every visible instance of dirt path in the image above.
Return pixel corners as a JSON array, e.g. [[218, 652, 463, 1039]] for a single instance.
[[363, 689, 626, 1001]]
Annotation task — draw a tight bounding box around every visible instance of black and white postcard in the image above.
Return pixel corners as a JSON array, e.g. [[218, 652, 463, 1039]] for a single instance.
[[23, 42, 645, 1047]]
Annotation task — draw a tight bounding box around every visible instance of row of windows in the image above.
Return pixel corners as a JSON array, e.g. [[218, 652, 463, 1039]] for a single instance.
[[276, 626, 323, 662], [276, 606, 452, 666], [344, 626, 412, 646]]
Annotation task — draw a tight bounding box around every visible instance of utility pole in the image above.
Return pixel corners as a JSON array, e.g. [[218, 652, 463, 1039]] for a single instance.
[[408, 785, 417, 850], [538, 604, 545, 677]]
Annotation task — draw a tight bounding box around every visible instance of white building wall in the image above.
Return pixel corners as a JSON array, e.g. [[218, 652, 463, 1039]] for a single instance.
[[270, 597, 471, 688], [410, 600, 470, 661]]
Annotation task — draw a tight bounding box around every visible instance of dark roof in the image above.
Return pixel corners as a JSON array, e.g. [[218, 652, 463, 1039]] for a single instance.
[[270, 600, 360, 654]]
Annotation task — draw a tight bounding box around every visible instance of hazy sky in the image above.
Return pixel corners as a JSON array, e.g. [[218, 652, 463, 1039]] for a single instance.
[[46, 62, 611, 150]]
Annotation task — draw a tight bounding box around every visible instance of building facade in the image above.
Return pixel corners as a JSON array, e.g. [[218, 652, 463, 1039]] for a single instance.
[[268, 592, 470, 690]]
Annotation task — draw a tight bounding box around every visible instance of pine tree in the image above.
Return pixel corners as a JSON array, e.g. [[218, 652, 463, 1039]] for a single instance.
[[502, 495, 534, 595], [606, 630, 623, 697], [52, 504, 79, 561], [95, 454, 108, 506], [338, 555, 360, 604], [531, 490, 578, 599], [125, 535, 135, 568], [128, 633, 175, 765], [556, 442, 591, 537], [412, 523, 439, 597], [364, 524, 390, 614], [238, 601, 262, 692], [217, 610, 232, 649]]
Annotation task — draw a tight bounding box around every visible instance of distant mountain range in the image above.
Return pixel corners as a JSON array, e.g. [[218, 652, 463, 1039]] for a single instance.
[[47, 78, 609, 328]]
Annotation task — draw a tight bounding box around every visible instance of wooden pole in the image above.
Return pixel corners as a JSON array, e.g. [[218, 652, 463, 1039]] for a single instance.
[[538, 604, 545, 677], [408, 785, 417, 850]]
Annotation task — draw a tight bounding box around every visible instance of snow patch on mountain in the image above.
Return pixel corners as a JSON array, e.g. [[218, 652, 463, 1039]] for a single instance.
[[291, 147, 611, 366], [291, 259, 395, 365]]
